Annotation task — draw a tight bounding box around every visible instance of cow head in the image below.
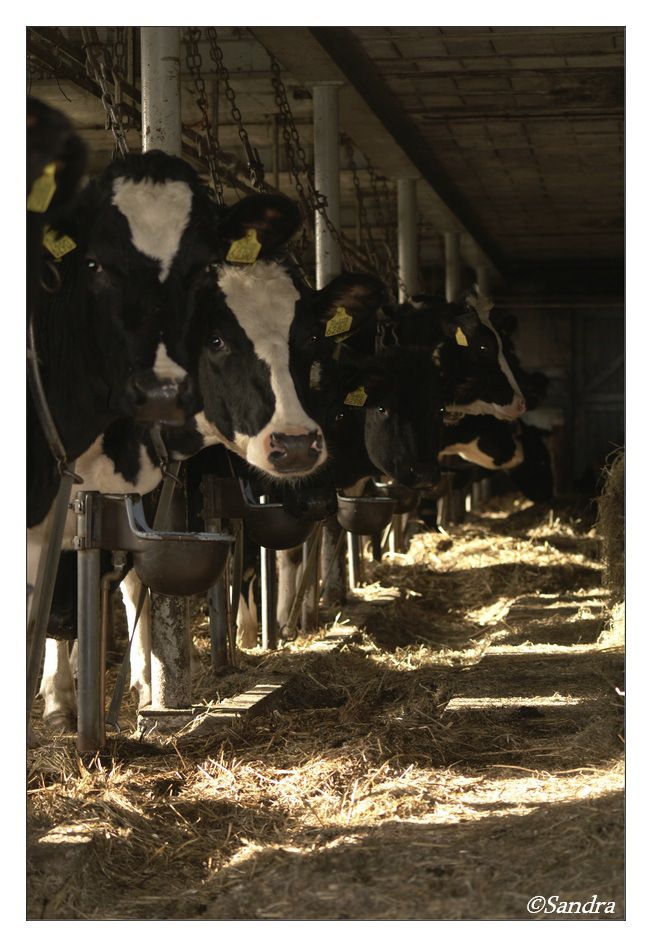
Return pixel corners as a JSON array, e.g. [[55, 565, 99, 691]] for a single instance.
[[53, 151, 221, 425], [436, 289, 527, 421], [192, 195, 329, 479], [334, 346, 445, 488]]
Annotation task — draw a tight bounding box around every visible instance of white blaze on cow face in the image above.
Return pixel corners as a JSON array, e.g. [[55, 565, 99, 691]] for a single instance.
[[111, 177, 193, 282], [461, 290, 527, 421], [152, 342, 187, 383], [217, 260, 327, 478]]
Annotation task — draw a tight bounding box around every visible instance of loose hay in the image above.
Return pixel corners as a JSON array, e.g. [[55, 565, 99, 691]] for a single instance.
[[596, 448, 625, 602], [28, 495, 623, 920]]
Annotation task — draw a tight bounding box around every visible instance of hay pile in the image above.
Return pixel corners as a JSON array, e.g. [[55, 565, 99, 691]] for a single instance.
[[27, 496, 624, 920], [596, 449, 624, 602]]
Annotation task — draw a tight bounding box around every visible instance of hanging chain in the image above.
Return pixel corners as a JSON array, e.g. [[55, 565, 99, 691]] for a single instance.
[[342, 134, 382, 274], [206, 28, 266, 190], [81, 27, 130, 159], [182, 27, 225, 204]]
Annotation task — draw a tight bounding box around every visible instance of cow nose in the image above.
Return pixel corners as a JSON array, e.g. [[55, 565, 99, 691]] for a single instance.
[[125, 370, 194, 426], [268, 430, 324, 474], [515, 397, 527, 415]]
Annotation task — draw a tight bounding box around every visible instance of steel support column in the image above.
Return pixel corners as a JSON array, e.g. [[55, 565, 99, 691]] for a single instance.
[[445, 232, 462, 304], [397, 178, 418, 302], [140, 27, 182, 155], [313, 83, 342, 289]]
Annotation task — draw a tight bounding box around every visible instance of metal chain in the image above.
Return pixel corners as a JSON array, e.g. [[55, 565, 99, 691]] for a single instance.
[[206, 28, 266, 190], [182, 27, 225, 203], [342, 134, 382, 273], [81, 27, 130, 159]]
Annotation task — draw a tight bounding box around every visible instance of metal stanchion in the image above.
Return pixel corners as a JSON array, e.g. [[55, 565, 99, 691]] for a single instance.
[[75, 492, 104, 753]]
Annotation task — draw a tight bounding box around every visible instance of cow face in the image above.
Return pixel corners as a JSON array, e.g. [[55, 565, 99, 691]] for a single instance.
[[60, 152, 221, 424], [346, 347, 445, 488], [437, 290, 526, 421]]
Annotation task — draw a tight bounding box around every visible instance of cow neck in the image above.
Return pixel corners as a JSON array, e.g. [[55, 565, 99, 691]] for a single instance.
[[31, 274, 118, 463]]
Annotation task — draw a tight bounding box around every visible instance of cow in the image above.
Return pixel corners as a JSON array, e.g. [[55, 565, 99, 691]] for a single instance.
[[37, 190, 386, 727], [27, 97, 87, 316], [439, 416, 554, 503], [269, 344, 446, 635], [379, 288, 527, 422]]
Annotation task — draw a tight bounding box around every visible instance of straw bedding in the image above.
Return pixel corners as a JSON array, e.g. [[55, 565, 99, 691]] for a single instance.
[[27, 494, 624, 920]]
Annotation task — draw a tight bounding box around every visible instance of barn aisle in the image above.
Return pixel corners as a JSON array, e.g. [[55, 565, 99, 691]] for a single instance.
[[27, 497, 624, 920]]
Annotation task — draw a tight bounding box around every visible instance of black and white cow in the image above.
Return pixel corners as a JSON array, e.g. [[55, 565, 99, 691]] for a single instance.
[[439, 416, 554, 503], [37, 192, 386, 726], [268, 345, 446, 634], [380, 288, 527, 421], [27, 97, 87, 315]]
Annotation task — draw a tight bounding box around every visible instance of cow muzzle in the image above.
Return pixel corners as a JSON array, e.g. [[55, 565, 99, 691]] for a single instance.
[[267, 429, 325, 475], [125, 370, 198, 425]]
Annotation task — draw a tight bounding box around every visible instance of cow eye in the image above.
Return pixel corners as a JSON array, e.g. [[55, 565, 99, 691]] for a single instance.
[[479, 344, 488, 352], [334, 412, 344, 422], [377, 405, 388, 415], [209, 335, 225, 351], [86, 258, 102, 272], [206, 261, 220, 274]]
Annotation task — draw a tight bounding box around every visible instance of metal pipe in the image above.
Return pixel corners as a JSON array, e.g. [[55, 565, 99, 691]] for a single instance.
[[346, 532, 361, 589], [77, 508, 103, 753], [272, 114, 280, 191], [397, 178, 418, 302], [140, 27, 182, 155], [260, 545, 278, 651], [206, 517, 229, 671], [313, 82, 342, 289], [445, 232, 462, 303]]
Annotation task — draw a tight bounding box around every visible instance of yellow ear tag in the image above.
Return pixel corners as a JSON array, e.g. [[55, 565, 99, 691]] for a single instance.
[[27, 162, 57, 214], [325, 306, 353, 338], [42, 226, 77, 260], [226, 228, 261, 264], [455, 326, 469, 347], [344, 386, 368, 407]]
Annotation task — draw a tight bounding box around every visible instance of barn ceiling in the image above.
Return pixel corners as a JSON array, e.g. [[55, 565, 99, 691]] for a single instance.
[[27, 25, 624, 302]]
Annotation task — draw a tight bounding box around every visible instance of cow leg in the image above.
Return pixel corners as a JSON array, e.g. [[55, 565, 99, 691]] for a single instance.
[[120, 570, 152, 710], [39, 638, 76, 731], [320, 515, 348, 607], [236, 578, 259, 649]]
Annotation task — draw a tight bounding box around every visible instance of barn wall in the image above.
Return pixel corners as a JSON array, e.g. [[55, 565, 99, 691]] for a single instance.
[[513, 307, 624, 490]]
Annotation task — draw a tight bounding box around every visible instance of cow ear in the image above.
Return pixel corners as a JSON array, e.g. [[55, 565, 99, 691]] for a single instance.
[[315, 273, 386, 338], [438, 302, 481, 346], [339, 359, 393, 408], [217, 194, 302, 259]]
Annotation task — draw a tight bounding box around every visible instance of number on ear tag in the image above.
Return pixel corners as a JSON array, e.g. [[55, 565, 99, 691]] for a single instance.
[[455, 326, 469, 347], [27, 162, 58, 214], [42, 226, 77, 259], [325, 306, 353, 338], [226, 228, 261, 264], [344, 386, 368, 407]]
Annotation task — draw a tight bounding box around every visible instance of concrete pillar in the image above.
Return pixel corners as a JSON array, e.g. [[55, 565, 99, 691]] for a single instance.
[[313, 83, 342, 288], [140, 27, 182, 155], [476, 264, 491, 296], [150, 594, 191, 708], [445, 232, 462, 304], [397, 178, 419, 302]]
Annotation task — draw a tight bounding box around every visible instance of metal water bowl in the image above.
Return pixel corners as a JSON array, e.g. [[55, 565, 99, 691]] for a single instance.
[[372, 481, 421, 514], [95, 494, 233, 595], [336, 495, 396, 535]]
